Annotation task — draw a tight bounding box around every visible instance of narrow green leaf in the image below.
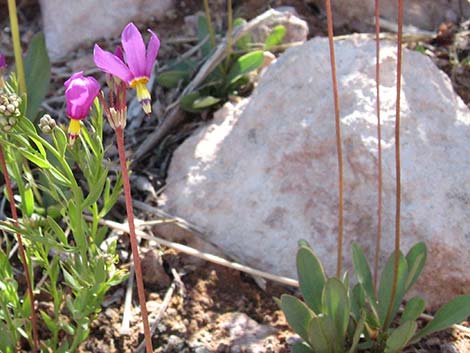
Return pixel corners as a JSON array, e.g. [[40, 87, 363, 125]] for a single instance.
[[81, 167, 108, 210], [351, 243, 378, 317], [226, 50, 264, 83], [156, 70, 190, 88], [297, 246, 326, 314], [413, 295, 470, 340], [23, 185, 34, 217], [384, 321, 417, 353], [349, 310, 366, 353], [264, 25, 287, 50], [400, 297, 425, 324], [350, 283, 365, 321], [405, 242, 427, 292], [24, 32, 51, 121], [378, 251, 408, 328], [280, 294, 315, 342], [19, 149, 50, 169], [322, 278, 350, 337]]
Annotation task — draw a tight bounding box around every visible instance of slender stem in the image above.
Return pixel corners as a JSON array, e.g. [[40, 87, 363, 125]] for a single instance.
[[203, 0, 217, 48], [384, 0, 403, 328], [0, 146, 39, 351], [115, 127, 153, 353], [325, 0, 344, 278], [224, 0, 233, 70], [373, 0, 383, 292], [7, 0, 26, 94]]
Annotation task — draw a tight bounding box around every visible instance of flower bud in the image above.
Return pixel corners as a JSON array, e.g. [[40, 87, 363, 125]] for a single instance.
[[38, 114, 57, 135], [0, 93, 22, 132]]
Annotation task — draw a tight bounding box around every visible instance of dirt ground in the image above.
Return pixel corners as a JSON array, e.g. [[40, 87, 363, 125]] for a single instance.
[[1, 0, 469, 352]]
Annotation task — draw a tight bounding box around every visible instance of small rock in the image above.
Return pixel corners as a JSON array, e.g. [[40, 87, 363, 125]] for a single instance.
[[140, 249, 171, 287], [218, 312, 276, 353]]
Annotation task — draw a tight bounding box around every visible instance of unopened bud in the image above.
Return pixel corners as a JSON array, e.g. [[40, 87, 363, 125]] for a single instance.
[[38, 114, 57, 134]]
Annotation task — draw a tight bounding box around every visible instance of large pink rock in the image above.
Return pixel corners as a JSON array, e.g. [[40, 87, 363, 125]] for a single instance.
[[161, 36, 470, 308], [39, 0, 174, 61], [307, 0, 470, 31]]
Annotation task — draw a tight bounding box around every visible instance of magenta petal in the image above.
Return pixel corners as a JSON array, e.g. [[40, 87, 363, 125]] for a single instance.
[[65, 73, 100, 120], [121, 22, 147, 78], [93, 44, 133, 83], [145, 29, 160, 77]]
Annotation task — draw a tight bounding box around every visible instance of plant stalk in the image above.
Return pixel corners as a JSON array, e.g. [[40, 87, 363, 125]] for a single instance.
[[0, 146, 39, 351], [373, 0, 383, 292], [203, 0, 217, 48], [224, 0, 233, 70], [115, 127, 153, 353], [384, 0, 403, 328], [7, 0, 26, 95], [325, 0, 344, 278]]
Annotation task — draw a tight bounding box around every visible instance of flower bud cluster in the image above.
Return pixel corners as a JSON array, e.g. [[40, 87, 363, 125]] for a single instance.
[[0, 93, 22, 132], [38, 114, 57, 134]]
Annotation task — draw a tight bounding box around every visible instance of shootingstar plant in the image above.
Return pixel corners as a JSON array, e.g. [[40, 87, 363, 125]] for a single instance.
[[93, 22, 160, 115], [64, 71, 100, 144]]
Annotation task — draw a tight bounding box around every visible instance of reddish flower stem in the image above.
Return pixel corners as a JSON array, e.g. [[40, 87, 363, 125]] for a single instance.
[[384, 0, 403, 328], [325, 0, 344, 278], [0, 146, 39, 352], [115, 127, 153, 353], [373, 0, 383, 292]]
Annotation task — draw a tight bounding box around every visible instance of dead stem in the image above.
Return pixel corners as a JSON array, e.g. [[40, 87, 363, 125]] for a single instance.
[[325, 0, 344, 278], [0, 146, 39, 352], [114, 127, 153, 353], [384, 0, 404, 328], [373, 0, 383, 292]]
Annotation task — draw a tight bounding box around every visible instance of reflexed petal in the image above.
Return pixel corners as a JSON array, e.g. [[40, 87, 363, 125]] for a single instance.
[[94, 44, 133, 83], [121, 22, 146, 78], [145, 29, 160, 77]]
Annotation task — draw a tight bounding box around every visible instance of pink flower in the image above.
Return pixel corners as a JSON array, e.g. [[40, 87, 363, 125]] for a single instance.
[[64, 72, 100, 144], [93, 22, 160, 115]]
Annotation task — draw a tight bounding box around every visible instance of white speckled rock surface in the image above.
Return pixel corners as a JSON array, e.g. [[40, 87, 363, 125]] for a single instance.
[[161, 36, 470, 308]]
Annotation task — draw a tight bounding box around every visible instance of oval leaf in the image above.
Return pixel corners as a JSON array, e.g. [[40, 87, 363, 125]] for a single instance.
[[297, 246, 326, 314], [264, 25, 287, 50], [227, 50, 264, 83], [280, 294, 315, 343], [385, 321, 417, 353], [400, 297, 425, 324], [405, 242, 427, 291], [156, 70, 190, 88], [414, 295, 470, 340], [322, 278, 350, 337]]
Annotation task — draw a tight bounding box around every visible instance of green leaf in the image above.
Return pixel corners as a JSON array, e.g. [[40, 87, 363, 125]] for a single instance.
[[378, 251, 408, 328], [81, 167, 108, 210], [292, 342, 315, 353], [400, 297, 425, 324], [351, 243, 378, 317], [24, 32, 51, 121], [405, 242, 427, 292], [23, 185, 35, 217], [156, 70, 190, 88], [413, 295, 470, 341], [197, 15, 213, 56], [234, 18, 252, 51], [192, 95, 221, 109], [280, 294, 315, 343], [322, 278, 350, 337], [349, 310, 366, 353], [180, 92, 220, 113], [226, 50, 264, 83], [350, 283, 365, 321], [384, 321, 417, 353], [18, 149, 51, 169], [308, 316, 331, 353], [264, 25, 287, 50], [297, 246, 326, 314]]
